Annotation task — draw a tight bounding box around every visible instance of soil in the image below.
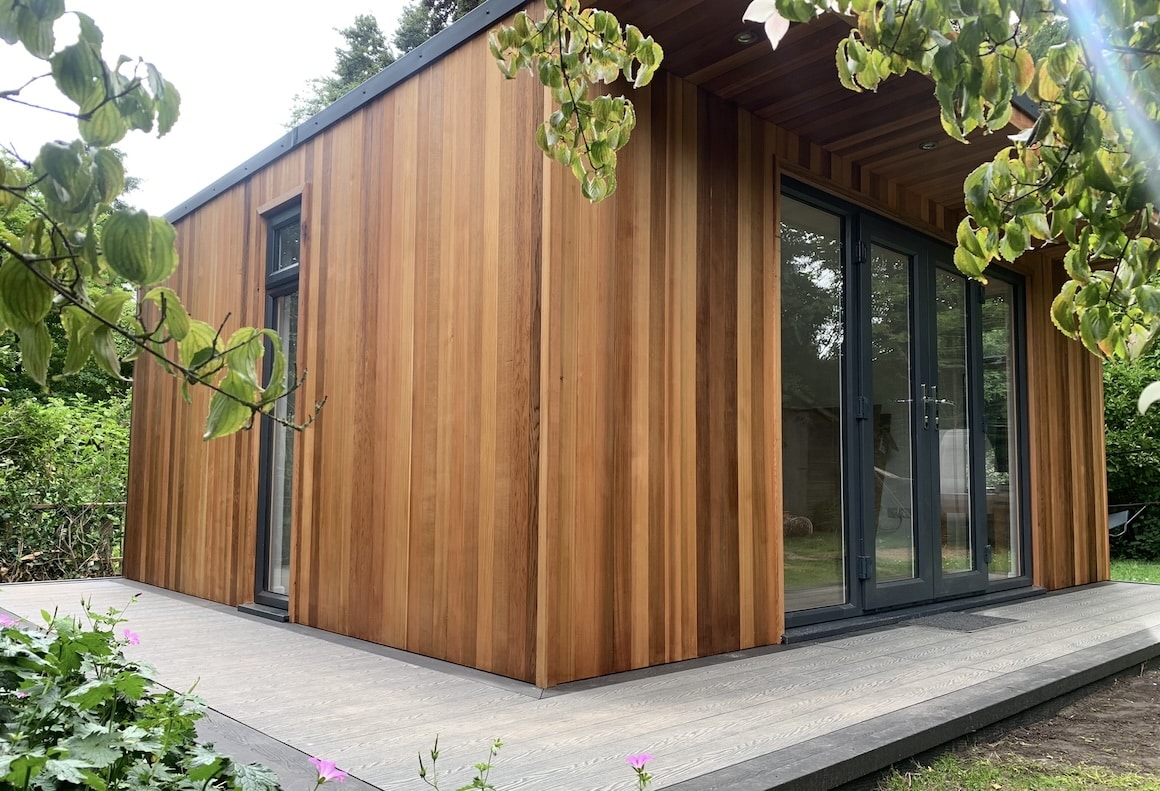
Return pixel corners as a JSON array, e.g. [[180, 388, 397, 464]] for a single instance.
[[847, 661, 1160, 788], [970, 664, 1160, 776]]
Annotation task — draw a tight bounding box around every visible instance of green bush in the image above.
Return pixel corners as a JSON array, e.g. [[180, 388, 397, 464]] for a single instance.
[[0, 600, 280, 790], [0, 396, 130, 581], [1104, 357, 1160, 560]]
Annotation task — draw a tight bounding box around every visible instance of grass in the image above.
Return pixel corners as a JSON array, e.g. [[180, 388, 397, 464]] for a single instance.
[[880, 755, 1160, 790], [1111, 559, 1160, 583]]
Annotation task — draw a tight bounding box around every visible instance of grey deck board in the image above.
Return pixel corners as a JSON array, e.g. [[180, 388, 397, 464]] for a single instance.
[[4, 578, 1160, 791]]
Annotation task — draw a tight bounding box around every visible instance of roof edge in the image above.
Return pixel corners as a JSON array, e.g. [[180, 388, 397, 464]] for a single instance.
[[164, 0, 531, 223]]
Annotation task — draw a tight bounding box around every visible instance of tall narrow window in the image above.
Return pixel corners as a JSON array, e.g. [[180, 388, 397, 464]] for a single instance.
[[982, 279, 1023, 580], [259, 207, 300, 604], [781, 197, 847, 611]]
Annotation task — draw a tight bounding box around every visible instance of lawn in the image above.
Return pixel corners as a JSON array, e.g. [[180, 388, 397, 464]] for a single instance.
[[1111, 559, 1160, 583]]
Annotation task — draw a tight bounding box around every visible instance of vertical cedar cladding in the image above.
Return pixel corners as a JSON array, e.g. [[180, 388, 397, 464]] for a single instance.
[[124, 20, 544, 683], [536, 74, 782, 688]]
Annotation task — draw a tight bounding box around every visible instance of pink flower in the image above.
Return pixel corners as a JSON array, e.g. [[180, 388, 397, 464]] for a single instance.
[[309, 757, 348, 784], [0, 614, 16, 628], [626, 754, 653, 770], [122, 628, 140, 645]]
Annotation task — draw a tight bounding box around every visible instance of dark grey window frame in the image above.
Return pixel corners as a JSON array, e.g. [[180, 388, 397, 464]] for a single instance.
[[255, 204, 301, 610], [781, 178, 1033, 629]]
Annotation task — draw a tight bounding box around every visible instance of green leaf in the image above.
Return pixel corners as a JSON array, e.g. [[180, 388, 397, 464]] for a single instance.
[[147, 217, 178, 285], [91, 326, 127, 380], [179, 319, 221, 370], [44, 758, 96, 784], [203, 372, 253, 440], [50, 42, 103, 110], [15, 4, 55, 58], [79, 100, 129, 147], [18, 320, 52, 386], [232, 762, 281, 791], [59, 305, 94, 376], [223, 327, 265, 393], [0, 259, 54, 329], [144, 286, 191, 340], [101, 209, 152, 283], [157, 79, 181, 136], [93, 149, 125, 204]]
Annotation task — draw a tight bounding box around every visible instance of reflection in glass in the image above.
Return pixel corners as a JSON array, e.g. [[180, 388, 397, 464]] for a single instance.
[[273, 224, 300, 272], [935, 269, 973, 574], [983, 280, 1022, 579], [870, 245, 917, 583], [266, 291, 298, 596], [781, 198, 846, 611]]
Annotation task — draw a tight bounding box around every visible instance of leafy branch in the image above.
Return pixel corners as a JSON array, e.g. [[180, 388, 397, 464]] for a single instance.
[[489, 0, 663, 201], [0, 0, 316, 439]]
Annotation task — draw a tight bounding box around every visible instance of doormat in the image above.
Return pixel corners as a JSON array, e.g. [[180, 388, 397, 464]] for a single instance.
[[905, 613, 1019, 632]]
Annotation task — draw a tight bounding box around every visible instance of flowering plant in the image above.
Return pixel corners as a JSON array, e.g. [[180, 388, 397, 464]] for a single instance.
[[0, 598, 279, 790]]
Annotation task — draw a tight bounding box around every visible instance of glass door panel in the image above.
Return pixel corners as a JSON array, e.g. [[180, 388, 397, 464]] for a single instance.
[[780, 197, 848, 612], [934, 269, 973, 575], [869, 244, 919, 585], [983, 280, 1024, 580]]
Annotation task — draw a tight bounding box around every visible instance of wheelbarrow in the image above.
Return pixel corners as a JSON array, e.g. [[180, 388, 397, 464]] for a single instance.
[[1109, 503, 1154, 539]]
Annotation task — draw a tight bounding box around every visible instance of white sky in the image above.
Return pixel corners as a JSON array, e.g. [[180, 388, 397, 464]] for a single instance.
[[0, 1, 410, 215]]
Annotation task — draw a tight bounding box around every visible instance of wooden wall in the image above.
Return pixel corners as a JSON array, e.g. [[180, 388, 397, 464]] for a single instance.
[[125, 26, 545, 682], [536, 75, 781, 688], [1020, 250, 1110, 588]]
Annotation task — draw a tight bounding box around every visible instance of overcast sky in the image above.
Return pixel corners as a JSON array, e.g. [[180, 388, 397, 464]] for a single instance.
[[0, 1, 410, 215]]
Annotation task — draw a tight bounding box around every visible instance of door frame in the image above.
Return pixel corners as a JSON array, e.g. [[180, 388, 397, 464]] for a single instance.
[[781, 178, 1033, 627]]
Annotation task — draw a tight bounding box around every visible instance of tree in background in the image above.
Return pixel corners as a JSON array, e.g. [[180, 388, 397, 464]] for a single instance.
[[290, 1, 485, 125], [288, 14, 396, 126]]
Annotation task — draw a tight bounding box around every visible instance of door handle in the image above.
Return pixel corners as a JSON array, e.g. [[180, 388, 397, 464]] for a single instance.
[[923, 385, 952, 428]]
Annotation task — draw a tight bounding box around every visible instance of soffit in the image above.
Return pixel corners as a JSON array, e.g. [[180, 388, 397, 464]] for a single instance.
[[594, 0, 1027, 210]]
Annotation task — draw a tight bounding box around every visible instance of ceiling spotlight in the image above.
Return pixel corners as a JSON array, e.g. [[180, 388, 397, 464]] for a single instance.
[[919, 141, 938, 150], [734, 29, 759, 44]]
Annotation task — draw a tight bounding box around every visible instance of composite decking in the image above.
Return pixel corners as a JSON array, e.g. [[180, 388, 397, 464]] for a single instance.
[[3, 578, 1160, 790]]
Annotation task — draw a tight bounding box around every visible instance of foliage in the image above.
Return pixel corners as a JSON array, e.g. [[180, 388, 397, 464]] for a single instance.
[[288, 14, 397, 126], [1104, 356, 1160, 559], [395, 0, 486, 55], [0, 395, 129, 581], [0, 600, 280, 790], [0, 2, 312, 439], [490, 0, 664, 202]]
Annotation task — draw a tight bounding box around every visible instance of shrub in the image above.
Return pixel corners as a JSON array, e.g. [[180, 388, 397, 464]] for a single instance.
[[0, 600, 279, 790], [0, 396, 130, 581], [1104, 357, 1160, 560]]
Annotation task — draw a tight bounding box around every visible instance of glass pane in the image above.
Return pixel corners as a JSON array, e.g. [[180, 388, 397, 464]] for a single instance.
[[982, 280, 1022, 579], [272, 223, 300, 273], [935, 269, 973, 574], [870, 244, 916, 583], [266, 292, 298, 595], [781, 197, 846, 611]]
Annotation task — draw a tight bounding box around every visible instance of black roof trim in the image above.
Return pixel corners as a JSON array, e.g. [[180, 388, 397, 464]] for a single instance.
[[164, 0, 530, 223]]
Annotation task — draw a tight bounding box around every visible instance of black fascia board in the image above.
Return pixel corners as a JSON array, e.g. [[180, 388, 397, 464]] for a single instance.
[[164, 0, 531, 223]]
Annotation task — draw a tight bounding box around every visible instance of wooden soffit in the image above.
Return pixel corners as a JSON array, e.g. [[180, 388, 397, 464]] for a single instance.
[[593, 0, 1031, 210]]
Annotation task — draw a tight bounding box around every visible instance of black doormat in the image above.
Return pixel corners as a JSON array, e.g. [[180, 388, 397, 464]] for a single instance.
[[905, 613, 1019, 632]]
